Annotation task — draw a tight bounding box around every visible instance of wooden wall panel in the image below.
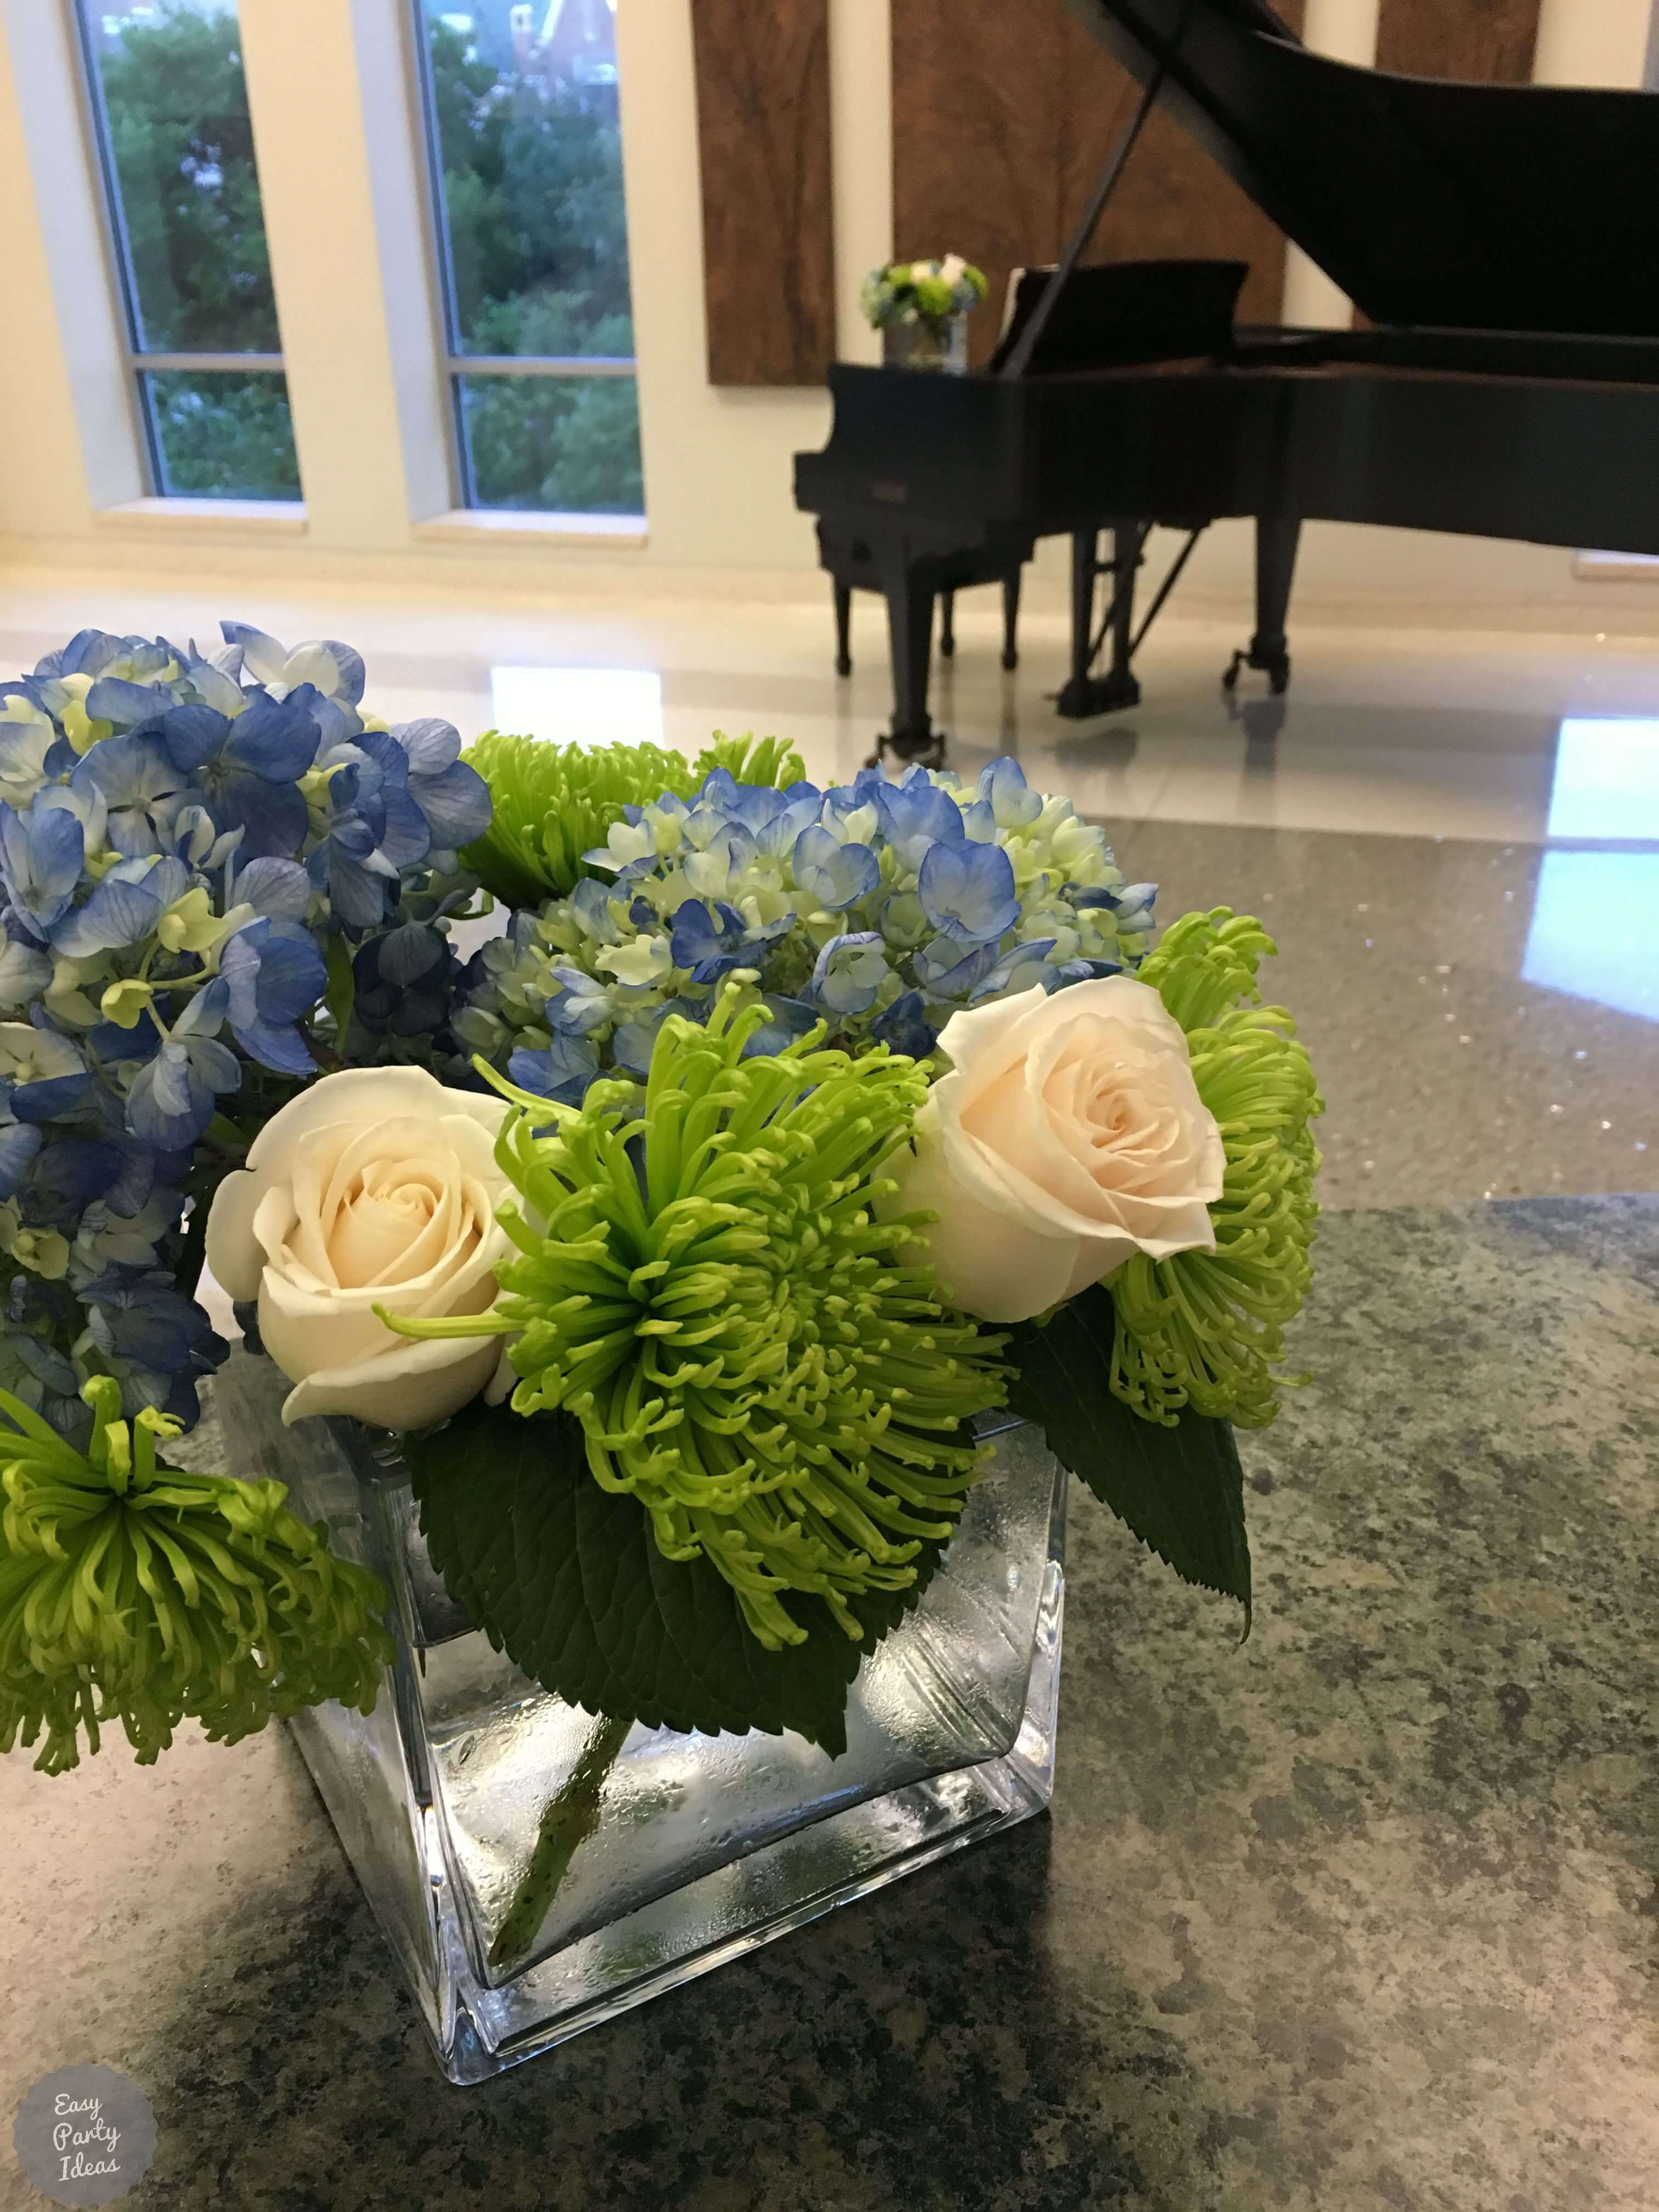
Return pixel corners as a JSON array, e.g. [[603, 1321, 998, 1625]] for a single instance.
[[891, 0, 1306, 368], [690, 0, 834, 386], [1375, 0, 1541, 86]]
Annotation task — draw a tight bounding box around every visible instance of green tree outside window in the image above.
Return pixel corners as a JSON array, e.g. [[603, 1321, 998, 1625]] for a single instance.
[[421, 10, 644, 514], [82, 1, 298, 500]]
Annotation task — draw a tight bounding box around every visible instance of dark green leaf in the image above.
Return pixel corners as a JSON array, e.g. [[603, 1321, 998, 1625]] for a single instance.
[[1005, 1284, 1251, 1624], [323, 930, 354, 1043], [403, 1399, 957, 1756]]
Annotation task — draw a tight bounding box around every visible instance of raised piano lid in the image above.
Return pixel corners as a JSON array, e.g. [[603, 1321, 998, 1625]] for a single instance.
[[1069, 0, 1659, 340]]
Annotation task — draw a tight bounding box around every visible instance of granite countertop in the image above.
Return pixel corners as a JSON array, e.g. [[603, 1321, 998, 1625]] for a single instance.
[[5, 1196, 1658, 2211]]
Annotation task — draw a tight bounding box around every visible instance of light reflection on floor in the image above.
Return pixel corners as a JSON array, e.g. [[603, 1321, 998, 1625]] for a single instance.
[[488, 665, 664, 749], [1546, 716, 1659, 842], [1523, 850, 1659, 1024]]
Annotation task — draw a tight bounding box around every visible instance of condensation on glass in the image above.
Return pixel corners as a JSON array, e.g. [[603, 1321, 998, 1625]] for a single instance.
[[73, 0, 301, 501], [413, 1, 645, 515], [214, 1346, 1066, 2084]]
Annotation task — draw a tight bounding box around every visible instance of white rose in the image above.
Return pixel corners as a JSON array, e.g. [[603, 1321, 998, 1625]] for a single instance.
[[940, 252, 967, 285], [885, 977, 1224, 1324], [205, 1068, 516, 1429]]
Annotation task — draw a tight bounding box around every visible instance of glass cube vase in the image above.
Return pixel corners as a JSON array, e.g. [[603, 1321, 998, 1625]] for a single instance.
[[882, 313, 969, 373], [215, 1348, 1066, 2084]]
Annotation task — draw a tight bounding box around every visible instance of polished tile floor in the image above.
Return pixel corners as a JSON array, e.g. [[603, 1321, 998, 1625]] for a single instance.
[[2, 573, 1654, 1213]]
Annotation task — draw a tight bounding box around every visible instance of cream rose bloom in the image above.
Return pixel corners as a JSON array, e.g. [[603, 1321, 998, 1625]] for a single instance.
[[885, 977, 1225, 1324], [205, 1068, 515, 1429]]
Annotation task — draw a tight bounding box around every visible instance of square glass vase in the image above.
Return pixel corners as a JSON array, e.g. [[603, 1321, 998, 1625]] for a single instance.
[[882, 313, 969, 372], [216, 1347, 1066, 2084]]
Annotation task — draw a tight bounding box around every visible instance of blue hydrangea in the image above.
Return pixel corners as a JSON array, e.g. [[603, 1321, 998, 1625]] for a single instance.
[[0, 621, 491, 1440], [456, 756, 1156, 1086]]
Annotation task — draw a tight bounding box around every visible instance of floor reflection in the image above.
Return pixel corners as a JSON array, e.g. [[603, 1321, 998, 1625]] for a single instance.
[[1523, 850, 1659, 1023], [489, 665, 664, 748], [1545, 716, 1659, 841]]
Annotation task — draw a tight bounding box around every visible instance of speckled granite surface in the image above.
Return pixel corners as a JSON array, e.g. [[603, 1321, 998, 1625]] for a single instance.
[[5, 1195, 1657, 2211]]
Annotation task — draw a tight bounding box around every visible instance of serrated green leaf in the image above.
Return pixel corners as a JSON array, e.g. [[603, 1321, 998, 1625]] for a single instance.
[[403, 1399, 958, 1755], [1005, 1284, 1251, 1624]]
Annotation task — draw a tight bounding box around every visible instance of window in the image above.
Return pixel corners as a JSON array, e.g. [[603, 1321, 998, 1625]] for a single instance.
[[73, 1, 301, 501], [412, 1, 644, 516]]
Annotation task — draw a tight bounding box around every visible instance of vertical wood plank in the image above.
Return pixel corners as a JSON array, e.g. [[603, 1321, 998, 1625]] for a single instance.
[[691, 0, 834, 386], [1375, 0, 1542, 86], [890, 0, 1306, 368]]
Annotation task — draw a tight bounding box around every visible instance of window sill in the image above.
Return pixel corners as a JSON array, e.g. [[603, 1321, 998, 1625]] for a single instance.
[[411, 508, 648, 550], [1574, 551, 1659, 581], [93, 497, 307, 534]]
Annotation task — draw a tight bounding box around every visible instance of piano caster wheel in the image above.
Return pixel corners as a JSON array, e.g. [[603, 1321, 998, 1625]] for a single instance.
[[870, 727, 947, 771], [835, 653, 852, 677], [1223, 646, 1291, 696], [1001, 649, 1019, 672], [1056, 670, 1141, 718], [939, 636, 956, 658]]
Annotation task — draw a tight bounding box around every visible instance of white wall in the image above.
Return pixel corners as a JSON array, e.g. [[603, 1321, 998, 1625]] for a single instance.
[[613, 0, 890, 571], [1, 0, 1656, 629], [1536, 0, 1654, 87], [1282, 0, 1380, 329]]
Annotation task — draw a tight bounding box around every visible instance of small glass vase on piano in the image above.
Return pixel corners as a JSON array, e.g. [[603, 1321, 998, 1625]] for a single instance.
[[862, 254, 986, 373]]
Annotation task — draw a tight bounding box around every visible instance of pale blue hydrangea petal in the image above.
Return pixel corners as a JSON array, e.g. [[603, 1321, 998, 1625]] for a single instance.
[[873, 777, 966, 871], [810, 932, 888, 1016], [509, 1036, 601, 1109], [792, 825, 878, 913], [916, 935, 999, 1003], [968, 938, 1059, 1005], [979, 756, 1043, 829], [917, 839, 1019, 947], [544, 966, 615, 1037]]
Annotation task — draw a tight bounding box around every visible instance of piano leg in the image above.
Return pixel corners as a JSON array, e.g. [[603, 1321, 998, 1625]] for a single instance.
[[1057, 522, 1146, 717], [877, 562, 943, 766], [833, 581, 852, 677], [939, 591, 956, 658], [1001, 567, 1021, 670], [1223, 515, 1301, 697]]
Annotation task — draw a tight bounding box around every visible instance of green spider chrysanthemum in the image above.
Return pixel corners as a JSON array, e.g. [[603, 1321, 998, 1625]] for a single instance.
[[382, 993, 1007, 1651], [462, 728, 806, 906], [0, 1378, 393, 1775], [1107, 910, 1323, 1429]]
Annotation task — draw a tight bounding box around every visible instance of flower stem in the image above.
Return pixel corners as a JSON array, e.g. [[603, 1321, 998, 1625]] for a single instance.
[[488, 1709, 634, 1972]]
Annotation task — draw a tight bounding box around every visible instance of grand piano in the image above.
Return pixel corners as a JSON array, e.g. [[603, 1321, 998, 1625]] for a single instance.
[[795, 0, 1659, 761]]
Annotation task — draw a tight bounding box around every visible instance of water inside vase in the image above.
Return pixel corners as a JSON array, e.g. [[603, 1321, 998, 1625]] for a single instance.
[[410, 1419, 1062, 1982]]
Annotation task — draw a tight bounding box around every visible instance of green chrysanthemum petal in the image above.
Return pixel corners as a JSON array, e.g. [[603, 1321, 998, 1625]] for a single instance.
[[695, 731, 807, 790], [385, 990, 1007, 1652], [1107, 909, 1323, 1429], [461, 728, 806, 905], [0, 1377, 393, 1774]]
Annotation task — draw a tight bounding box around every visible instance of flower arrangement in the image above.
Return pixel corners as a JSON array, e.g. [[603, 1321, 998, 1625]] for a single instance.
[[1, 628, 1323, 1957], [861, 253, 989, 334]]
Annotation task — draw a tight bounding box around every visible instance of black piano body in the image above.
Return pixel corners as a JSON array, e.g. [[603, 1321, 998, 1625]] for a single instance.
[[794, 0, 1659, 761]]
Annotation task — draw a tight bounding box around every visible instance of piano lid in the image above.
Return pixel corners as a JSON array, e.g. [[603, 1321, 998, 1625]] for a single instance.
[[1068, 0, 1659, 340]]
